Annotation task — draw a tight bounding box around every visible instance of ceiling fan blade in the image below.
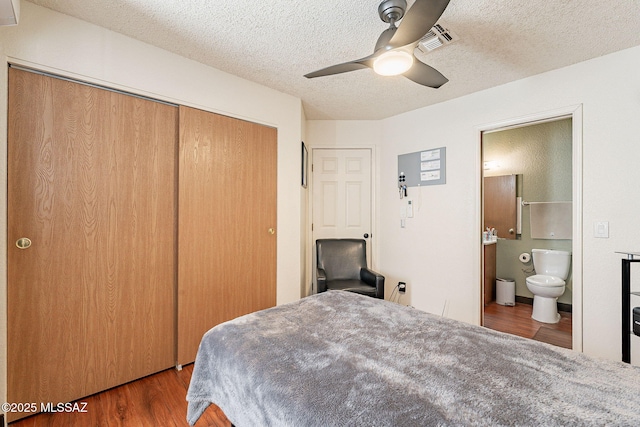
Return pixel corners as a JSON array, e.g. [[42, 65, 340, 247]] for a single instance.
[[374, 26, 397, 52], [305, 62, 367, 79], [304, 54, 376, 79], [403, 59, 448, 88], [388, 0, 451, 48]]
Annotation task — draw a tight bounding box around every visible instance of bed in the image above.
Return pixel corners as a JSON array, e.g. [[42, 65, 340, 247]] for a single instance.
[[187, 290, 640, 426]]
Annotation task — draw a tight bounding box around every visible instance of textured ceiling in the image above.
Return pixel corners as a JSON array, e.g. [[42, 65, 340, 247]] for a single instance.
[[26, 0, 640, 120]]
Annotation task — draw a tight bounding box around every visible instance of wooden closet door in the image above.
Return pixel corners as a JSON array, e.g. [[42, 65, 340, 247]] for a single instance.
[[178, 106, 277, 365], [7, 68, 177, 421]]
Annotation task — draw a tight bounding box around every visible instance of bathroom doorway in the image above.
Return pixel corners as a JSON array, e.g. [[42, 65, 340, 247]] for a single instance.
[[479, 107, 583, 351]]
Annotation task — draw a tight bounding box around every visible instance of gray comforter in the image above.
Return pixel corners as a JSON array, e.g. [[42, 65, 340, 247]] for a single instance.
[[187, 290, 640, 426]]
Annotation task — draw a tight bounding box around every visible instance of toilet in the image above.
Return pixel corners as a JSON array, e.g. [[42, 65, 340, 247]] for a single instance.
[[525, 249, 571, 324]]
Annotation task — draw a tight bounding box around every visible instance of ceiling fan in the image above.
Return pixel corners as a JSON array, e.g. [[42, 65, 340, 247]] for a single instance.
[[304, 0, 451, 88]]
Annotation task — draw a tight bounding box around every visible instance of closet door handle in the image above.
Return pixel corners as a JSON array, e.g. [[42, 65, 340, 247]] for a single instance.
[[16, 237, 32, 249], [268, 228, 276, 235]]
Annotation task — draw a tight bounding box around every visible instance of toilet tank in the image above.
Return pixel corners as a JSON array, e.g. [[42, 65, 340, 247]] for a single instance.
[[531, 249, 572, 280]]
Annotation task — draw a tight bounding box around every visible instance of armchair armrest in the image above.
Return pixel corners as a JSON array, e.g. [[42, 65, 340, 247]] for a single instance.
[[360, 268, 385, 299], [316, 267, 327, 293]]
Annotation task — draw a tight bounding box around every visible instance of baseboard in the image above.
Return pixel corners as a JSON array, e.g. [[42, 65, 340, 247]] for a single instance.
[[515, 296, 572, 313], [515, 296, 533, 306]]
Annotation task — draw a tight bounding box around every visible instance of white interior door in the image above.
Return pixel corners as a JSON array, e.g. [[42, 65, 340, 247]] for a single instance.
[[312, 148, 373, 272]]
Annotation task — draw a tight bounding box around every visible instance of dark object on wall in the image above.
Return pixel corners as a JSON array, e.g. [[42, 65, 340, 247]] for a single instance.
[[634, 307, 640, 336], [316, 239, 384, 298], [301, 141, 308, 188]]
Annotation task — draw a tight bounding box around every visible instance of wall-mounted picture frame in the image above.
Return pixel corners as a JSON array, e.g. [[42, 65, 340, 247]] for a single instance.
[[301, 141, 308, 188]]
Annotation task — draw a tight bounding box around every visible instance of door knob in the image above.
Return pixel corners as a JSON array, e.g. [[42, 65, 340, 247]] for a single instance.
[[268, 228, 275, 235], [16, 237, 32, 249], [363, 233, 369, 238], [509, 228, 515, 234]]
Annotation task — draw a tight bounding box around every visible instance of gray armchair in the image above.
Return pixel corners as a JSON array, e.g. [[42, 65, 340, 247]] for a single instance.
[[316, 239, 385, 299]]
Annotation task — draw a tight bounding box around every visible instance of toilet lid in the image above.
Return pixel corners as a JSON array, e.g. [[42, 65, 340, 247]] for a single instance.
[[526, 274, 565, 287]]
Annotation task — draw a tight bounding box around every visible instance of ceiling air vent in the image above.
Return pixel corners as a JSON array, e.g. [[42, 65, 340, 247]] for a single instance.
[[417, 24, 458, 54]]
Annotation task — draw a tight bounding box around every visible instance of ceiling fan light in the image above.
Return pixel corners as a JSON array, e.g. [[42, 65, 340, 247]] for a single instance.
[[373, 51, 414, 76]]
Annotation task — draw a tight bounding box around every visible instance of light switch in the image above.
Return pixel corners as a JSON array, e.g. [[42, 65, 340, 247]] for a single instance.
[[594, 221, 609, 238]]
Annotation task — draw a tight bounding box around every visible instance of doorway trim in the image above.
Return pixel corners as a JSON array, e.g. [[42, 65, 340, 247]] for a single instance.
[[477, 104, 583, 352]]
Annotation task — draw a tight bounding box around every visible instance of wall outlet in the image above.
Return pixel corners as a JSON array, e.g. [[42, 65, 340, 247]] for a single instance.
[[398, 282, 406, 293]]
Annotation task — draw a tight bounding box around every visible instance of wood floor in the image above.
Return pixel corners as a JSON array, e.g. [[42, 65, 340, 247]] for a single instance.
[[483, 301, 572, 349], [9, 364, 231, 427], [10, 302, 571, 427]]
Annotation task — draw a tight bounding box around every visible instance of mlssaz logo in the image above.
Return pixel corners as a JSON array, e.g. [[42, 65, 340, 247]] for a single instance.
[[41, 402, 89, 413]]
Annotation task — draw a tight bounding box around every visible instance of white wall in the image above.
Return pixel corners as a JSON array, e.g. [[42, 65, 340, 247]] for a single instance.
[[0, 2, 304, 406], [308, 45, 640, 364]]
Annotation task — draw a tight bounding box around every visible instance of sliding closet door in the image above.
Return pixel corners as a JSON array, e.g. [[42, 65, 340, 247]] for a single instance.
[[178, 106, 277, 365], [7, 68, 177, 421]]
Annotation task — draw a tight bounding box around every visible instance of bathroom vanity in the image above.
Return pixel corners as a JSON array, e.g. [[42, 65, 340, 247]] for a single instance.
[[484, 241, 496, 305]]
